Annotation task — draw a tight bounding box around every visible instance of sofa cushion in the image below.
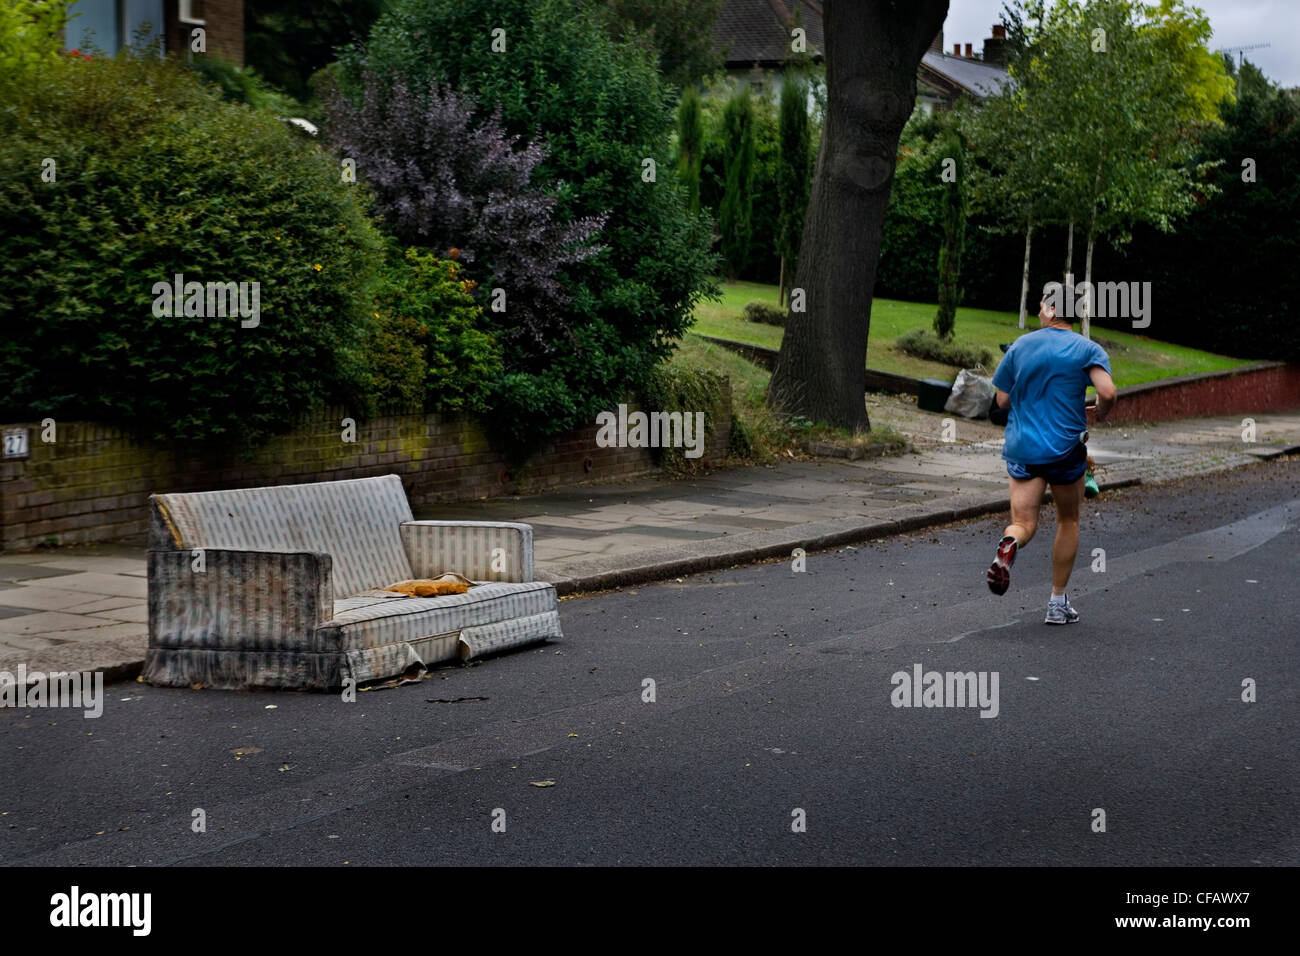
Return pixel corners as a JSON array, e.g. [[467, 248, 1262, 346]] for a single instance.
[[322, 581, 557, 651], [152, 475, 415, 598]]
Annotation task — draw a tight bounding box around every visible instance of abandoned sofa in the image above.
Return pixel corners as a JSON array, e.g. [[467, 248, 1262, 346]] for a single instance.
[[142, 474, 561, 690]]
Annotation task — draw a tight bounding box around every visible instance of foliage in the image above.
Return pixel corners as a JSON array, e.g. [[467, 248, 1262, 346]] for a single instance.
[[323, 71, 605, 364], [639, 362, 725, 471], [244, 0, 388, 104], [877, 113, 945, 301], [1092, 61, 1299, 360], [0, 0, 67, 79], [933, 127, 968, 340], [364, 248, 503, 413], [342, 0, 717, 443], [675, 86, 705, 214], [0, 53, 383, 446], [719, 86, 757, 278], [743, 302, 786, 326], [597, 0, 724, 90], [895, 329, 993, 369], [187, 55, 305, 115]]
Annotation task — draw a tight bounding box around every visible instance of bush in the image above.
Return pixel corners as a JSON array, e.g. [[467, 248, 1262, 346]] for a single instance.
[[322, 72, 605, 363], [718, 86, 756, 278], [187, 55, 305, 116], [0, 53, 383, 446], [1, 1, 67, 80], [639, 363, 725, 472], [343, 0, 717, 443], [364, 247, 503, 414], [743, 301, 785, 326], [895, 329, 993, 369]]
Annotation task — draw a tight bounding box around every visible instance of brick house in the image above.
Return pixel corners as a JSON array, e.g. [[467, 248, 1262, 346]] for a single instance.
[[65, 0, 244, 65], [713, 1, 1010, 111]]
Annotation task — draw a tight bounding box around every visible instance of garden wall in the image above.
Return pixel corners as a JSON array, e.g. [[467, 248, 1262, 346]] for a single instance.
[[1099, 362, 1300, 425], [0, 392, 732, 552]]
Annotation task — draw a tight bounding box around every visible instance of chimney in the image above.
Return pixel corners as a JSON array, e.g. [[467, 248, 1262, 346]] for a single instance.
[[928, 28, 943, 54], [953, 42, 961, 56], [965, 43, 973, 58], [983, 24, 1008, 67]]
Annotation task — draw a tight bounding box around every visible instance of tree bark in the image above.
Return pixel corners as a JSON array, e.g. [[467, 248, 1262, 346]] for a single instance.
[[1083, 232, 1096, 340], [1018, 214, 1034, 330], [1064, 221, 1074, 286], [768, 0, 949, 430]]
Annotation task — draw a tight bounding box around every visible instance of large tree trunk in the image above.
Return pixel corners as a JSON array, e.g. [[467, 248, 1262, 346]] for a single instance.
[[1018, 214, 1034, 330], [768, 0, 949, 430]]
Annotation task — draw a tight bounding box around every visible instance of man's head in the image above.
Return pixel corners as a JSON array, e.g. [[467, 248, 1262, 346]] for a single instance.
[[1038, 296, 1073, 330]]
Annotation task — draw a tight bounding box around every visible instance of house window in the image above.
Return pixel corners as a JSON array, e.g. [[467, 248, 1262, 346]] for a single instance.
[[66, 0, 164, 55]]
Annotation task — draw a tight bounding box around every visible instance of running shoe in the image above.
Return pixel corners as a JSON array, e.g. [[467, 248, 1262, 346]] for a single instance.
[[1044, 599, 1080, 624], [986, 535, 1017, 595]]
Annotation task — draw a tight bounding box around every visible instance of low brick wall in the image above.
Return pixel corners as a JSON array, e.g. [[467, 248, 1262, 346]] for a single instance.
[[0, 392, 731, 552], [1101, 362, 1300, 425]]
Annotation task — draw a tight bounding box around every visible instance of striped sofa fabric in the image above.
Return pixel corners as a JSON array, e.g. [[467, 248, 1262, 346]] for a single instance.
[[142, 474, 561, 690]]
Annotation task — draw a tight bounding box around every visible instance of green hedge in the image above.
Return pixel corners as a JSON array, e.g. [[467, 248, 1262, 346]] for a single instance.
[[0, 53, 383, 447]]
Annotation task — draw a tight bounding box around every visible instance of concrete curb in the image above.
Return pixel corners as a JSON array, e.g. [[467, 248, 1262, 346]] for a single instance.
[[546, 471, 1159, 596]]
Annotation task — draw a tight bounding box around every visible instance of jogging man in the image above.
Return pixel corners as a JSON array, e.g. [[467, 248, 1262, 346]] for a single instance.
[[986, 296, 1117, 623]]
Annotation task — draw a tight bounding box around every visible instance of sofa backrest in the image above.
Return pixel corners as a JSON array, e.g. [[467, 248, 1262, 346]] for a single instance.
[[150, 475, 415, 597]]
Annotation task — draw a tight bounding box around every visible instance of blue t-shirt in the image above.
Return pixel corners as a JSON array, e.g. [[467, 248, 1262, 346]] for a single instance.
[[992, 328, 1111, 464]]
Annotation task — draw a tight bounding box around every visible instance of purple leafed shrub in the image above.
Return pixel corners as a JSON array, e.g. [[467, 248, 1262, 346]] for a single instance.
[[322, 71, 606, 356]]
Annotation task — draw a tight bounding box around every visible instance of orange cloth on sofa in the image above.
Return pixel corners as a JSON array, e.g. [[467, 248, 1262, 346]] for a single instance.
[[384, 579, 470, 597]]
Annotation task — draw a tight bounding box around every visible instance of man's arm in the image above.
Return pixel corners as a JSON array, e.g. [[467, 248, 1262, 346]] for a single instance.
[[1089, 366, 1116, 421], [995, 388, 1010, 410]]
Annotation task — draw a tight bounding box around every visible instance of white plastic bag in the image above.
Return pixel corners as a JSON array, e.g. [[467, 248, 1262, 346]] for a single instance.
[[943, 368, 995, 419]]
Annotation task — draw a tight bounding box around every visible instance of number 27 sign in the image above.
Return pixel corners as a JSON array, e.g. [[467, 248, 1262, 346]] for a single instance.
[[3, 428, 30, 459]]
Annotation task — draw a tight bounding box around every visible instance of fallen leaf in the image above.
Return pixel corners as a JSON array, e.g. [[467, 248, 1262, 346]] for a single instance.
[[567, 733, 579, 738], [278, 764, 293, 772], [231, 747, 263, 756], [530, 780, 556, 788], [264, 705, 278, 710]]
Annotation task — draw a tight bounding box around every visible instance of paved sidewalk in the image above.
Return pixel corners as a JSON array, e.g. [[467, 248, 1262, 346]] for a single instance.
[[2, 396, 1297, 682]]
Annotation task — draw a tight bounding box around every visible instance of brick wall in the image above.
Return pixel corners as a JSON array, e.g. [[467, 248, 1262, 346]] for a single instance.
[[0, 391, 731, 552], [1096, 362, 1300, 426], [201, 0, 244, 66]]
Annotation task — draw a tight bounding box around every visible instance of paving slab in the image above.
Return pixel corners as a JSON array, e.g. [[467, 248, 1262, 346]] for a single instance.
[[0, 585, 106, 612], [28, 571, 147, 599]]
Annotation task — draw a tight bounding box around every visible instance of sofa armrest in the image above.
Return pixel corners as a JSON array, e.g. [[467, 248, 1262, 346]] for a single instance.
[[148, 549, 334, 652], [399, 521, 534, 582]]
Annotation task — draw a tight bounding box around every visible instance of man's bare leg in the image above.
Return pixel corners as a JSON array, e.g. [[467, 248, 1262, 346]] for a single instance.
[[1048, 476, 1084, 593], [1005, 476, 1047, 547], [988, 476, 1046, 595]]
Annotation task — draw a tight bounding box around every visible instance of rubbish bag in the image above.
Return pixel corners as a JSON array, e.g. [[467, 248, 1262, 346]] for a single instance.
[[943, 368, 996, 419]]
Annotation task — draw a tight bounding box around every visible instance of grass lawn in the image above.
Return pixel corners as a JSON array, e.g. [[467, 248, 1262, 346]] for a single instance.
[[690, 279, 1254, 387]]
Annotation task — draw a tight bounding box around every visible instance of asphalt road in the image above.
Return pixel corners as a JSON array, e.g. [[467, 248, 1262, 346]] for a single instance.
[[3, 459, 1297, 867]]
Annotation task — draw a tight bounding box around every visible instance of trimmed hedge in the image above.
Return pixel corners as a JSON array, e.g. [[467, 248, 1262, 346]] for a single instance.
[[0, 52, 384, 446]]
